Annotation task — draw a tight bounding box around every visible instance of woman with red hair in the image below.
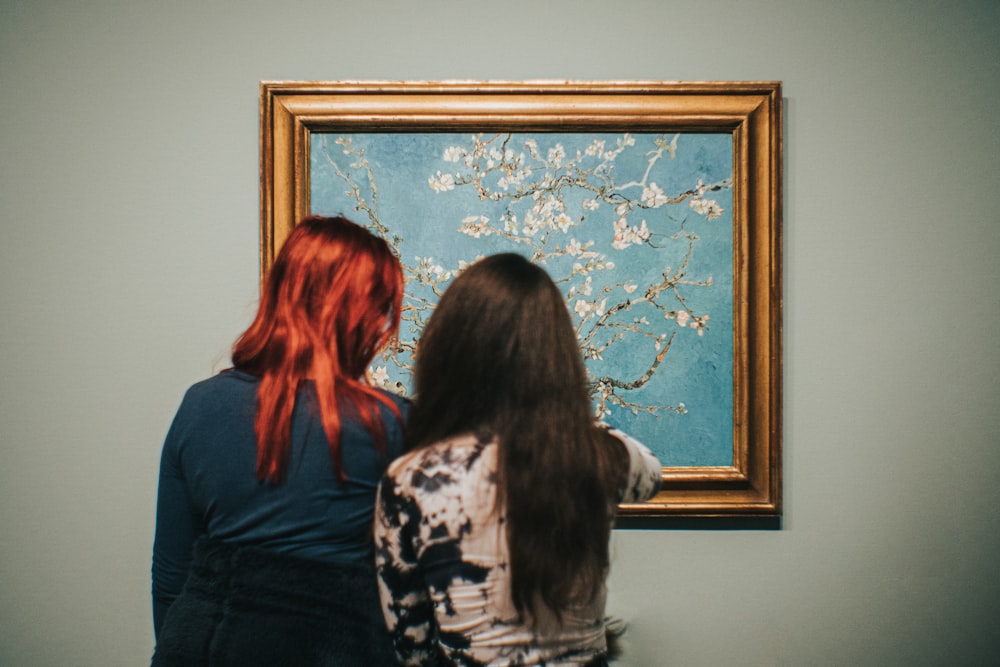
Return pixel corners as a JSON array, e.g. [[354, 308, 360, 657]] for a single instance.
[[152, 216, 405, 666]]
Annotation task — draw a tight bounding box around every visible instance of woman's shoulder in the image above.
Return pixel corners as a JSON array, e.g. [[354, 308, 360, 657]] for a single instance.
[[372, 387, 411, 414], [184, 367, 255, 389], [381, 434, 496, 522], [600, 424, 663, 503], [385, 432, 492, 480], [176, 368, 257, 407]]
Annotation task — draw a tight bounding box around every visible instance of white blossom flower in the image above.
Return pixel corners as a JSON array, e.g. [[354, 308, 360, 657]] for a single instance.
[[554, 212, 573, 233], [585, 139, 605, 157], [623, 282, 638, 294], [689, 197, 724, 220], [498, 168, 526, 190], [442, 146, 464, 162], [582, 198, 601, 211], [501, 213, 519, 233], [611, 217, 651, 250], [547, 144, 566, 167], [455, 257, 483, 273], [564, 239, 598, 259], [523, 138, 539, 159], [366, 366, 390, 388], [691, 315, 710, 335], [459, 215, 492, 238], [641, 183, 669, 208], [522, 212, 543, 236], [428, 171, 455, 192], [675, 310, 691, 327], [414, 256, 452, 282]]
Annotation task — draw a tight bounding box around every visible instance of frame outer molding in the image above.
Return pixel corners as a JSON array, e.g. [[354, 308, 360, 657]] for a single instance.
[[260, 81, 783, 518]]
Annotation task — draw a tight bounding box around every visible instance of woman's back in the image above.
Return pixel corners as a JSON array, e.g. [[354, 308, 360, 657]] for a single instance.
[[153, 370, 408, 608], [376, 428, 661, 666], [152, 370, 407, 666]]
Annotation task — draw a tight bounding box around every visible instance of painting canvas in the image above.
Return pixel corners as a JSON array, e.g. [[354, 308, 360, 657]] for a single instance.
[[310, 131, 733, 468], [260, 81, 782, 517]]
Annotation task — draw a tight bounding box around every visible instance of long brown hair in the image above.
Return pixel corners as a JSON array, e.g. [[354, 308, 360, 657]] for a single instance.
[[232, 215, 404, 483], [406, 253, 626, 620]]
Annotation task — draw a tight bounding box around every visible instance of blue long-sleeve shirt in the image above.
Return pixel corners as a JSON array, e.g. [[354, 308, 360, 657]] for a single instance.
[[152, 369, 407, 636]]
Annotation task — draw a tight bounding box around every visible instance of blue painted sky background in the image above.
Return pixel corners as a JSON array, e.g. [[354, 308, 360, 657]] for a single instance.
[[311, 131, 733, 466]]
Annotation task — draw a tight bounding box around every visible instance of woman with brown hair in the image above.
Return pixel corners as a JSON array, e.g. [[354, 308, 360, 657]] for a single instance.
[[375, 253, 662, 666], [152, 215, 404, 666]]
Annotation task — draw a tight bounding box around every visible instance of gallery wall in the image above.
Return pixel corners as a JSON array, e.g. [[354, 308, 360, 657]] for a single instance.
[[1, 1, 997, 664]]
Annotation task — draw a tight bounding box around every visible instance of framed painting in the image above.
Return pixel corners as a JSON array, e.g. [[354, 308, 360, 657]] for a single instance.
[[260, 80, 782, 518]]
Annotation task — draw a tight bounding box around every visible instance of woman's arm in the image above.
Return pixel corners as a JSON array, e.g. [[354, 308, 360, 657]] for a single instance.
[[374, 472, 439, 666], [151, 414, 204, 638], [605, 427, 663, 503]]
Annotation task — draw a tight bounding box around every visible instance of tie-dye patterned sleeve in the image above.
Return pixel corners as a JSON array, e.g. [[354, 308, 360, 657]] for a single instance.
[[374, 471, 439, 666], [606, 427, 663, 503]]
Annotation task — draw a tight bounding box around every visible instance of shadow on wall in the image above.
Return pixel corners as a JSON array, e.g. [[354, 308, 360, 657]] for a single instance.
[[615, 516, 781, 530]]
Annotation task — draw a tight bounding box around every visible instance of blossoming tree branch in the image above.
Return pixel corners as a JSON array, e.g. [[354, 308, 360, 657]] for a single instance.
[[319, 132, 731, 420]]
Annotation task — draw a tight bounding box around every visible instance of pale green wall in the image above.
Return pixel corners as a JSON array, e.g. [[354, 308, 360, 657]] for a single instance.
[[2, 1, 997, 665]]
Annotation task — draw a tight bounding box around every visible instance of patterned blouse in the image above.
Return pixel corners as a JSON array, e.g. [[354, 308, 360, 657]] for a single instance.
[[374, 427, 662, 666]]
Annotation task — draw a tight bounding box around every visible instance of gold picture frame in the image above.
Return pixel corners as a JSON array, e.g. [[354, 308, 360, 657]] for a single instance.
[[260, 80, 782, 518]]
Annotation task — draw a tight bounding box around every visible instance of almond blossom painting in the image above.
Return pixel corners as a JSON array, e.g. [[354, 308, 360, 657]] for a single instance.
[[310, 131, 733, 466]]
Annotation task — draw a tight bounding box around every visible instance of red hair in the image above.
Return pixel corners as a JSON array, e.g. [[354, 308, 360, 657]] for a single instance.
[[232, 215, 404, 483]]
